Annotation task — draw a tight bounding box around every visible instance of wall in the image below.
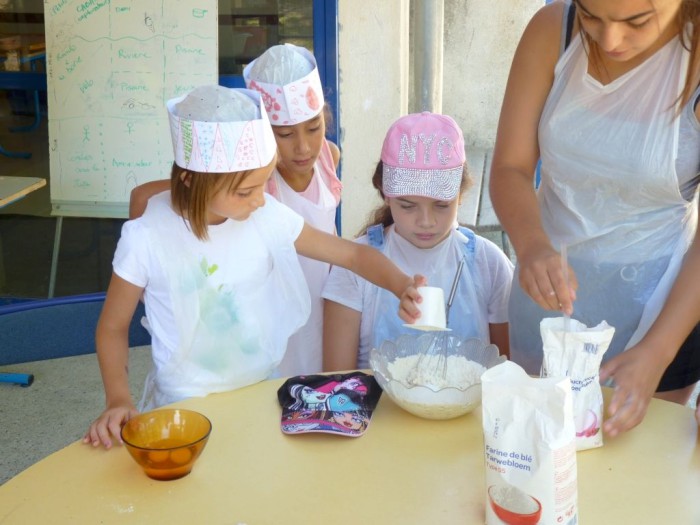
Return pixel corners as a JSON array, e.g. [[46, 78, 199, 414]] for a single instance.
[[337, 0, 542, 238], [336, 0, 410, 238], [442, 0, 541, 149]]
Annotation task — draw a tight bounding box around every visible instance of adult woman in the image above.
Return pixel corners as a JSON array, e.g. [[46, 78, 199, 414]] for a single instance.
[[490, 0, 700, 435]]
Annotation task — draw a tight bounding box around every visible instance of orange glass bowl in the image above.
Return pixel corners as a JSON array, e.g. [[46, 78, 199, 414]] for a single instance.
[[121, 408, 212, 481], [488, 485, 542, 525]]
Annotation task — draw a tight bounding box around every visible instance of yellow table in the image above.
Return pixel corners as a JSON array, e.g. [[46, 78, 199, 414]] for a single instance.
[[0, 379, 697, 524]]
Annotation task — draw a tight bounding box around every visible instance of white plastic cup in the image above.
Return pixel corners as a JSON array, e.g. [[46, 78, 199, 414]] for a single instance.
[[415, 286, 447, 330]]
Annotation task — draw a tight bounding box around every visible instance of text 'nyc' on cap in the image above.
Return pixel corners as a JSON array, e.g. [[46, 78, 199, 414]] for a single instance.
[[381, 111, 466, 201], [277, 372, 382, 437]]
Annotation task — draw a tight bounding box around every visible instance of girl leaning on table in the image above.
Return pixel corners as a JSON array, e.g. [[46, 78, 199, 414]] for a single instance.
[[128, 44, 342, 378], [84, 85, 423, 449], [322, 112, 514, 372], [489, 0, 700, 436]]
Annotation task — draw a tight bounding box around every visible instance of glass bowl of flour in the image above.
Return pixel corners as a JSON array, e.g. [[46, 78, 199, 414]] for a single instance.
[[370, 333, 505, 420]]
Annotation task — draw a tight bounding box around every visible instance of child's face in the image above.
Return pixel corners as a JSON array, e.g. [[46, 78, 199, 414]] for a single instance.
[[207, 158, 275, 223], [272, 114, 325, 181], [387, 195, 459, 249]]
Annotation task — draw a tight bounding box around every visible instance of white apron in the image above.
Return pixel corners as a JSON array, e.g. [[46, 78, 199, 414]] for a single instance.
[[367, 226, 489, 365], [509, 33, 698, 375], [273, 166, 337, 376], [139, 197, 310, 410]]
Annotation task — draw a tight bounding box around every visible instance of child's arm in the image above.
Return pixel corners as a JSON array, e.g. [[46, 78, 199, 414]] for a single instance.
[[295, 223, 425, 322], [489, 322, 510, 359], [83, 273, 144, 449], [128, 180, 170, 219], [600, 230, 700, 436], [323, 299, 361, 372]]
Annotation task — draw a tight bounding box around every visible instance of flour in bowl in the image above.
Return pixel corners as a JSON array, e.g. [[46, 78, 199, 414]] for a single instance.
[[389, 354, 485, 389], [383, 355, 486, 419]]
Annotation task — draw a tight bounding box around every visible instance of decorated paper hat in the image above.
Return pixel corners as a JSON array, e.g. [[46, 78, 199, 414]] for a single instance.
[[277, 372, 382, 437], [381, 112, 466, 200], [243, 43, 324, 125], [167, 85, 277, 173]]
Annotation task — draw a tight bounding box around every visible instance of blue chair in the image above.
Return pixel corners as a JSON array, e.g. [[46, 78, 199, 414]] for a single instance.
[[0, 292, 150, 386]]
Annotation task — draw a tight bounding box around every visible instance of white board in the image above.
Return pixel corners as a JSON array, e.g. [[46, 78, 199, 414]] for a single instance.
[[44, 0, 218, 218]]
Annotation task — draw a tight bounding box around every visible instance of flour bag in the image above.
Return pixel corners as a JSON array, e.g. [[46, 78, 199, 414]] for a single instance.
[[541, 317, 615, 451], [482, 361, 578, 525]]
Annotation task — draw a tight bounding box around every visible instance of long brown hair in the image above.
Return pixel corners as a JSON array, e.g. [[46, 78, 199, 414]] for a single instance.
[[576, 0, 700, 108], [357, 160, 473, 237], [170, 162, 254, 241], [679, 0, 700, 106]]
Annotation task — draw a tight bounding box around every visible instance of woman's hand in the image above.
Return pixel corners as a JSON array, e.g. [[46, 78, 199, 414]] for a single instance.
[[599, 343, 667, 437], [517, 241, 577, 315], [398, 274, 427, 324], [83, 404, 139, 449]]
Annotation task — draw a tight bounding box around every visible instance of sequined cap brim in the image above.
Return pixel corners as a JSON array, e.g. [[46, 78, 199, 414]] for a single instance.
[[382, 165, 462, 200]]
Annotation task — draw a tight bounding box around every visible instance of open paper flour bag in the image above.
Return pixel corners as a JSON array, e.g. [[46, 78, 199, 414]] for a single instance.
[[482, 361, 578, 525], [541, 317, 615, 451]]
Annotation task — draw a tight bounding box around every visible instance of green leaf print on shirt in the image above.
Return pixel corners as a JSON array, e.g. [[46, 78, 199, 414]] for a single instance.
[[190, 257, 260, 371], [200, 258, 219, 277]]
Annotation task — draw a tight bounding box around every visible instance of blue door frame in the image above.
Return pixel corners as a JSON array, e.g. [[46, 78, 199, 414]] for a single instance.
[[217, 0, 338, 143], [218, 1, 342, 233]]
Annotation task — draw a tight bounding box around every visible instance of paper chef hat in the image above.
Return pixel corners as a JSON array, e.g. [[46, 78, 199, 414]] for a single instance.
[[381, 112, 466, 201], [167, 85, 277, 173], [277, 372, 382, 437], [243, 43, 324, 125]]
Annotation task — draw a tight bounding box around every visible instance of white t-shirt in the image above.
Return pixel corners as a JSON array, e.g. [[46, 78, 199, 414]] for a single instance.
[[322, 225, 513, 368], [114, 192, 305, 394]]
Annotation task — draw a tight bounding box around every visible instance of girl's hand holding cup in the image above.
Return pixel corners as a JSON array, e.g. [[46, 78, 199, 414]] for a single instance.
[[399, 274, 428, 324]]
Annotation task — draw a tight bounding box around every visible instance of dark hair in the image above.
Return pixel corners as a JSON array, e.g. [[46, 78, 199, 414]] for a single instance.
[[357, 160, 473, 237], [679, 0, 700, 107], [575, 0, 700, 109]]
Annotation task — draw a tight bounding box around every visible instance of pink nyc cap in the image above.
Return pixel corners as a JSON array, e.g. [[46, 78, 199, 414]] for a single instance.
[[381, 112, 465, 201]]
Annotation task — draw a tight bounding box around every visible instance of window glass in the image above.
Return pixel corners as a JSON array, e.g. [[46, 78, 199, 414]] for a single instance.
[[218, 0, 313, 76], [0, 0, 45, 74], [1, 1, 313, 76]]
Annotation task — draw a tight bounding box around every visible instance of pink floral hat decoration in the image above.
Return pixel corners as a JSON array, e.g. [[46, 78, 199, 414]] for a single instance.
[[243, 43, 324, 125]]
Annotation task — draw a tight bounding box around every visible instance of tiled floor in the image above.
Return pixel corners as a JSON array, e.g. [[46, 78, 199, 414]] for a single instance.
[[0, 347, 152, 485]]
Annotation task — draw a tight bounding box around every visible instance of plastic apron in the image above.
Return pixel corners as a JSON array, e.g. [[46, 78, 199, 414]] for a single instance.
[[367, 225, 489, 365], [138, 197, 310, 410], [271, 163, 337, 376], [509, 34, 698, 375]]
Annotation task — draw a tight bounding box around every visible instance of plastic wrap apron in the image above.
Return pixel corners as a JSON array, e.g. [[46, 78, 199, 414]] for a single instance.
[[271, 158, 338, 376], [138, 200, 310, 410], [509, 34, 698, 375], [367, 225, 489, 361]]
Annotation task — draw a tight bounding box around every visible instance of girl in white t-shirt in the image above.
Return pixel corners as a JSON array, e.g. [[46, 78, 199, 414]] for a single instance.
[[322, 112, 514, 371], [128, 44, 341, 377], [84, 86, 421, 449]]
